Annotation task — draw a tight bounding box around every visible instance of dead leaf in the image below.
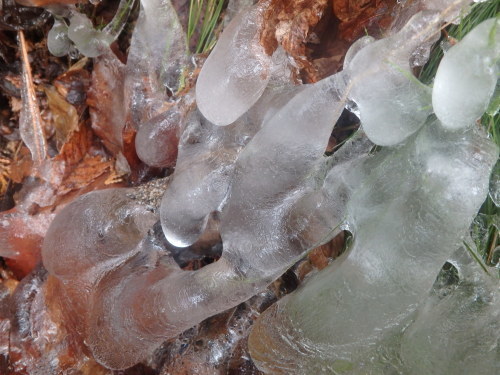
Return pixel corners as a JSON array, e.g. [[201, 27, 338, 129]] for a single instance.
[[55, 122, 93, 166], [260, 0, 329, 82], [87, 51, 126, 156], [9, 147, 33, 184], [9, 97, 22, 112], [53, 67, 91, 107], [18, 30, 47, 162], [333, 0, 396, 41], [44, 85, 79, 148], [57, 156, 113, 196]]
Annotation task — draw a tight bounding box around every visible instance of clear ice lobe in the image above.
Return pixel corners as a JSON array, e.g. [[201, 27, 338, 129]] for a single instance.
[[126, 0, 188, 96], [47, 19, 71, 57], [344, 11, 436, 146], [135, 92, 195, 168], [159, 54, 297, 248], [195, 2, 273, 126], [67, 12, 114, 58], [248, 122, 498, 375], [42, 189, 157, 281], [433, 18, 499, 130], [400, 247, 500, 375]]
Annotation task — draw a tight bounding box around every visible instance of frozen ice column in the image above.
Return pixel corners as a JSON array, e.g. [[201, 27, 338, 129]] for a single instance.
[[248, 121, 498, 375], [158, 89, 293, 247], [47, 0, 136, 58], [86, 70, 355, 369], [400, 247, 500, 375], [159, 54, 298, 248], [433, 18, 499, 130], [135, 91, 195, 168], [344, 11, 438, 146], [125, 0, 188, 119], [41, 188, 158, 336], [196, 1, 273, 126]]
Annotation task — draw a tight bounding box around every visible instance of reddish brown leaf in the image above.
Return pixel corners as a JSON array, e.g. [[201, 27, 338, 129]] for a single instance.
[[260, 0, 329, 82], [87, 52, 126, 156], [55, 122, 93, 166], [56, 156, 113, 196], [53, 66, 91, 109], [332, 0, 396, 41], [44, 85, 79, 148]]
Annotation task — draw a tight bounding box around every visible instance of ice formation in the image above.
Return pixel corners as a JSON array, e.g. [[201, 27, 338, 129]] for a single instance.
[[249, 121, 497, 374], [248, 17, 499, 374], [46, 0, 135, 58], [135, 91, 195, 168], [399, 247, 499, 375], [433, 17, 499, 130], [195, 1, 273, 126], [342, 12, 435, 146], [47, 19, 71, 57], [89, 0, 190, 164], [38, 0, 499, 372], [125, 0, 188, 113]]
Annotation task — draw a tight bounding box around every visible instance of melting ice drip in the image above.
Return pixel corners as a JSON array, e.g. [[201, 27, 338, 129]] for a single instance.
[[40, 0, 498, 371]]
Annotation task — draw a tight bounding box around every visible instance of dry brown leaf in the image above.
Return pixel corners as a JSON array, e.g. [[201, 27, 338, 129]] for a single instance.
[[87, 52, 126, 156], [260, 0, 329, 82], [9, 97, 22, 112], [333, 0, 396, 41], [18, 30, 47, 162], [56, 156, 113, 196], [55, 122, 93, 166], [53, 67, 91, 108], [9, 147, 33, 184], [44, 85, 79, 148]]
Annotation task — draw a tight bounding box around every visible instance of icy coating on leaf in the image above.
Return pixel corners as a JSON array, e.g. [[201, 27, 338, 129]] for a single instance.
[[40, 0, 499, 371]]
